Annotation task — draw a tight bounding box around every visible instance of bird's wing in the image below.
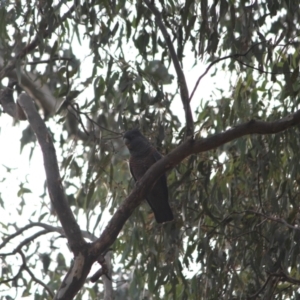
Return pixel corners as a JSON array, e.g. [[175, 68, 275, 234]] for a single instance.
[[129, 157, 137, 181], [129, 148, 173, 223], [129, 156, 148, 181], [150, 148, 168, 187], [146, 149, 173, 223], [129, 147, 160, 181]]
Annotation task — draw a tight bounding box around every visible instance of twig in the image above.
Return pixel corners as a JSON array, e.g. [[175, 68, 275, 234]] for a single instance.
[[14, 230, 49, 253], [19, 250, 54, 298], [190, 41, 293, 102], [0, 253, 24, 284], [0, 250, 54, 298], [0, 222, 97, 250], [248, 275, 272, 298], [25, 57, 73, 65], [257, 169, 264, 211], [245, 210, 300, 231], [69, 102, 121, 136], [0, 230, 52, 257], [274, 270, 300, 285], [189, 42, 265, 102], [249, 269, 300, 298], [236, 59, 292, 75], [0, 225, 53, 250]]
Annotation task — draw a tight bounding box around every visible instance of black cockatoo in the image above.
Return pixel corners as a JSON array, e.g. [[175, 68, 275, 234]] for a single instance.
[[123, 129, 174, 223]]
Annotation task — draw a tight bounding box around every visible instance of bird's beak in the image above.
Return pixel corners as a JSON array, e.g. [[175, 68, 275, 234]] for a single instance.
[[123, 137, 130, 146]]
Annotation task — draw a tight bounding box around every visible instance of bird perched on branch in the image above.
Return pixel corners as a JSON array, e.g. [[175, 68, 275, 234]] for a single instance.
[[123, 129, 174, 223]]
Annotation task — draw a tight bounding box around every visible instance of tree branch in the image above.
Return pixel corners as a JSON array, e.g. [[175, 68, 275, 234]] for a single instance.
[[89, 108, 300, 256], [18, 93, 86, 252], [189, 42, 265, 102], [25, 57, 73, 65], [248, 275, 272, 298], [17, 92, 300, 299], [0, 222, 97, 251], [189, 41, 293, 102], [18, 249, 55, 298], [14, 230, 49, 253], [244, 210, 300, 231], [18, 93, 95, 300], [0, 250, 54, 298], [144, 0, 194, 136]]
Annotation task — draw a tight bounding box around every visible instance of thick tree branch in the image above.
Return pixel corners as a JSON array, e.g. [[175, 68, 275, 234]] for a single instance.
[[90, 108, 300, 256], [18, 93, 86, 252], [17, 92, 300, 299], [144, 0, 193, 136], [18, 93, 94, 300]]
